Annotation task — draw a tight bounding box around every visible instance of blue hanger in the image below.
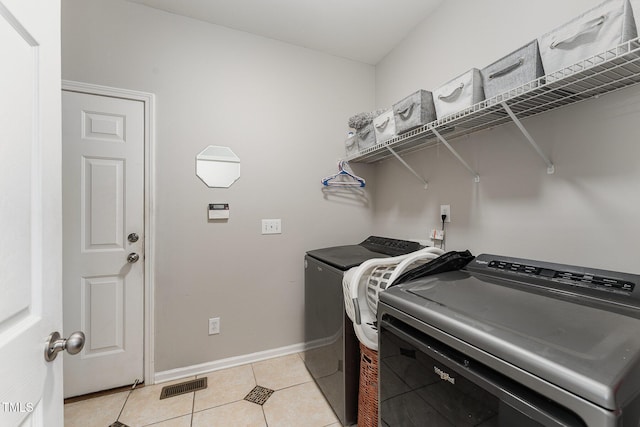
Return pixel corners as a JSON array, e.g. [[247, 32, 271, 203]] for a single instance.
[[321, 160, 365, 188]]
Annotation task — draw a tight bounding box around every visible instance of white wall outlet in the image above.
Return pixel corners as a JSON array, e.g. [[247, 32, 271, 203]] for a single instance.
[[208, 317, 220, 335], [261, 219, 282, 234], [440, 205, 451, 223]]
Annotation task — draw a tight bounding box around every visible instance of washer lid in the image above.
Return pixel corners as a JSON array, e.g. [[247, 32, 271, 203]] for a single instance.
[[381, 269, 640, 411], [306, 236, 422, 271], [306, 245, 388, 270]]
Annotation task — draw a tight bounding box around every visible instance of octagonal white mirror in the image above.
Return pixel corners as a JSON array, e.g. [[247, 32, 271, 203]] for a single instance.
[[196, 145, 241, 188]]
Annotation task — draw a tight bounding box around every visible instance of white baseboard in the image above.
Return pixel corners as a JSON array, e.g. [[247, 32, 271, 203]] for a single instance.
[[153, 341, 309, 384]]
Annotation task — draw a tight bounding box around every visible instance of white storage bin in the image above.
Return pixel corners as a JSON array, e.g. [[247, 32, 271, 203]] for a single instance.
[[433, 69, 485, 119], [481, 40, 545, 100], [392, 90, 436, 134], [355, 123, 376, 151], [538, 0, 637, 74], [344, 134, 358, 157], [372, 110, 396, 143]]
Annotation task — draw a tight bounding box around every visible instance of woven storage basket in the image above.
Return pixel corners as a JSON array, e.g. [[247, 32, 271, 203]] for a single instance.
[[344, 134, 358, 157], [356, 123, 376, 151], [433, 68, 485, 119], [481, 40, 545, 101], [392, 90, 436, 134], [538, 0, 637, 74], [372, 110, 396, 144], [358, 343, 379, 427]]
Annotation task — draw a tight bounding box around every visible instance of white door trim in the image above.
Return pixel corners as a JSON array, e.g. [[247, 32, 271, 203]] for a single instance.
[[61, 80, 157, 386]]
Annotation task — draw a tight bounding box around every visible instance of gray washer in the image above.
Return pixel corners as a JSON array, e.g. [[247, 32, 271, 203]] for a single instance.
[[303, 236, 421, 426]]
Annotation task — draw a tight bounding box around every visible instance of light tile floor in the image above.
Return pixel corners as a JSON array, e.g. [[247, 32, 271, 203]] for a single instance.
[[64, 353, 341, 427]]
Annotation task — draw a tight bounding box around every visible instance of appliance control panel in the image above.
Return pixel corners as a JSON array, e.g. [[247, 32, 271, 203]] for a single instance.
[[486, 259, 635, 293], [467, 254, 640, 309]]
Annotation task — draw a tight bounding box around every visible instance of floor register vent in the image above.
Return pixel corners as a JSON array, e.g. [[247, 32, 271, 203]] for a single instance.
[[244, 385, 274, 405], [159, 377, 208, 399]]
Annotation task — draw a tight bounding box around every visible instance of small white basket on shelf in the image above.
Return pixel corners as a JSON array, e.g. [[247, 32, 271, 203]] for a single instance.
[[342, 247, 444, 350]]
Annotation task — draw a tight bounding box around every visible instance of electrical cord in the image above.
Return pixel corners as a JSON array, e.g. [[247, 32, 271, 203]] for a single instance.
[[441, 214, 447, 251]]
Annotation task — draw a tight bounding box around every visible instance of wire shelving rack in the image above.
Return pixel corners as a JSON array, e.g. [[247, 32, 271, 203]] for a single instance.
[[344, 38, 640, 185]]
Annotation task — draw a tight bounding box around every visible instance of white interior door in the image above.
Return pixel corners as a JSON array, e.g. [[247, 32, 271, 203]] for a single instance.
[[0, 0, 63, 426], [62, 91, 145, 398]]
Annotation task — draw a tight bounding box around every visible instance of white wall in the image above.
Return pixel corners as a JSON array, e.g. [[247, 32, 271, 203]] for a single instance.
[[61, 0, 640, 376], [61, 0, 376, 372], [373, 0, 640, 273]]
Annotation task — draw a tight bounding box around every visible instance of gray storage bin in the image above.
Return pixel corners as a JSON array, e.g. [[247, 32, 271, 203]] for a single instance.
[[355, 123, 376, 151], [481, 40, 545, 100], [433, 69, 485, 119], [538, 0, 637, 74], [633, 0, 640, 33], [372, 110, 396, 143], [392, 90, 436, 134]]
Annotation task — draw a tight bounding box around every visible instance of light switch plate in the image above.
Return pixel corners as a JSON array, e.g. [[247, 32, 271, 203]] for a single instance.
[[262, 219, 281, 234]]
